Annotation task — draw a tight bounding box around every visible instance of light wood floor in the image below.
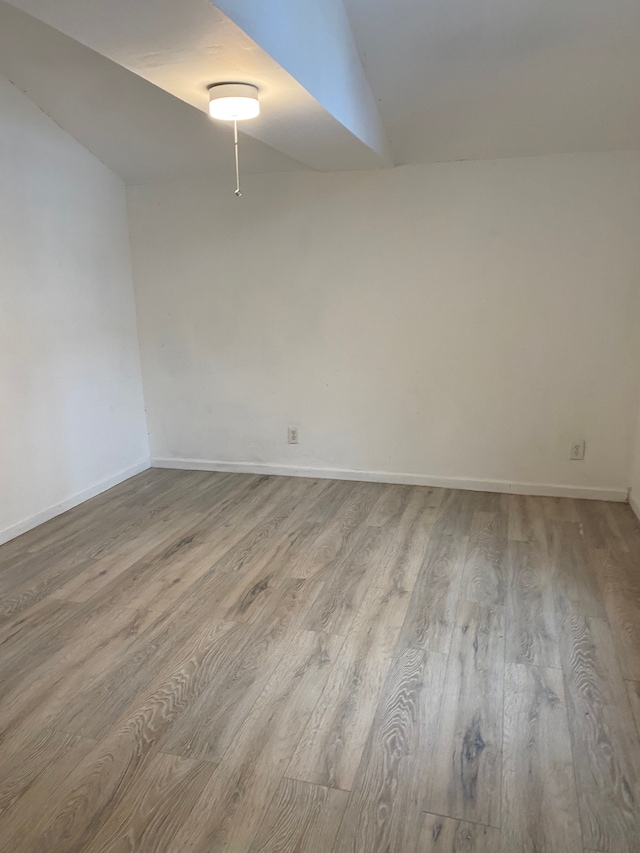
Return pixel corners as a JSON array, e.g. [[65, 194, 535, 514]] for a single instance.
[[1, 470, 640, 852]]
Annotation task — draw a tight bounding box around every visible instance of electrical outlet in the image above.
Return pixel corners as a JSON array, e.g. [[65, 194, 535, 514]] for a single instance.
[[570, 440, 585, 461], [288, 426, 299, 445]]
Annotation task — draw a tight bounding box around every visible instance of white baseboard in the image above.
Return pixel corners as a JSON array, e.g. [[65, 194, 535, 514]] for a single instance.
[[0, 458, 151, 546], [151, 457, 627, 502], [629, 491, 640, 523]]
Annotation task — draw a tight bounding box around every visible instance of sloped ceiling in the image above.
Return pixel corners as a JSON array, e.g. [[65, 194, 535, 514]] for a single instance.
[[1, 0, 390, 179], [2, 0, 639, 184], [0, 2, 303, 185], [344, 0, 640, 163]]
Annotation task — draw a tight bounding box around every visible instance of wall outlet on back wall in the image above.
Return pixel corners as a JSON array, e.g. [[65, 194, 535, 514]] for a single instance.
[[570, 440, 586, 461], [288, 426, 299, 445]]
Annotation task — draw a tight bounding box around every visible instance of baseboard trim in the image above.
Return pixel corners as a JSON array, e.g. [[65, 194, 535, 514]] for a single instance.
[[0, 458, 151, 546], [151, 457, 627, 502], [629, 491, 640, 523]]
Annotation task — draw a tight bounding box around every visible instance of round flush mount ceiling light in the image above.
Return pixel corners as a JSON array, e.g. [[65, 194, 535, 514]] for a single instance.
[[208, 82, 260, 121], [207, 82, 260, 197]]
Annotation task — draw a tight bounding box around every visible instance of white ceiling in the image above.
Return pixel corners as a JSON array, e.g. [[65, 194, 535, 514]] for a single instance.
[[0, 2, 304, 184], [2, 0, 639, 183], [1, 0, 389, 177], [345, 0, 640, 163]]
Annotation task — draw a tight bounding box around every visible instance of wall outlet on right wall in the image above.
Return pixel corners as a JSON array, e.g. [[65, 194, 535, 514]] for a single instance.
[[570, 440, 586, 461]]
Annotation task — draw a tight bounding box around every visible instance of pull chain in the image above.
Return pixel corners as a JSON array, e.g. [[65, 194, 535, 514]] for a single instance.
[[233, 119, 241, 197]]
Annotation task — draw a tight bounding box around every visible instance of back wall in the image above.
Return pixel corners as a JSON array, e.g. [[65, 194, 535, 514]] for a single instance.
[[128, 151, 640, 499]]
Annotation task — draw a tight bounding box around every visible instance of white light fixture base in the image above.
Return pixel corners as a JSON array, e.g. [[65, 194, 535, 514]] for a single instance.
[[208, 83, 260, 121], [207, 82, 260, 197]]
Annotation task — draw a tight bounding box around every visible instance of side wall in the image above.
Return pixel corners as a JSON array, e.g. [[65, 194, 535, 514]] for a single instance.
[[0, 74, 149, 544], [128, 152, 640, 499]]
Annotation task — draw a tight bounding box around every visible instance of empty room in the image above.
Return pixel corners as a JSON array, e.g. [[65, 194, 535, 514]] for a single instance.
[[2, 1, 640, 851]]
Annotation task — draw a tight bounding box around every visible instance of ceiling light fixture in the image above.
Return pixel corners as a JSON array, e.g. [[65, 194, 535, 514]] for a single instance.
[[208, 83, 260, 197]]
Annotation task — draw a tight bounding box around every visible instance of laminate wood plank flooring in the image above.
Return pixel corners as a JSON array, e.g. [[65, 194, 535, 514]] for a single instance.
[[556, 607, 640, 852], [162, 579, 322, 764], [397, 525, 469, 656], [331, 646, 448, 853], [506, 494, 548, 549], [247, 778, 349, 853], [168, 630, 344, 853], [83, 753, 214, 853], [628, 680, 640, 738], [417, 812, 501, 852], [4, 618, 242, 852], [0, 730, 99, 841], [501, 663, 582, 852], [424, 599, 505, 828], [506, 539, 562, 668], [547, 518, 607, 618], [302, 525, 386, 636], [0, 728, 95, 816], [592, 548, 640, 681], [0, 469, 639, 852], [0, 604, 160, 765], [459, 508, 508, 608], [286, 491, 434, 791]]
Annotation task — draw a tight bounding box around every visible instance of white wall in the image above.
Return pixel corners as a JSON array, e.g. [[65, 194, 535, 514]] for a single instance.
[[128, 152, 640, 499], [0, 74, 149, 544]]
